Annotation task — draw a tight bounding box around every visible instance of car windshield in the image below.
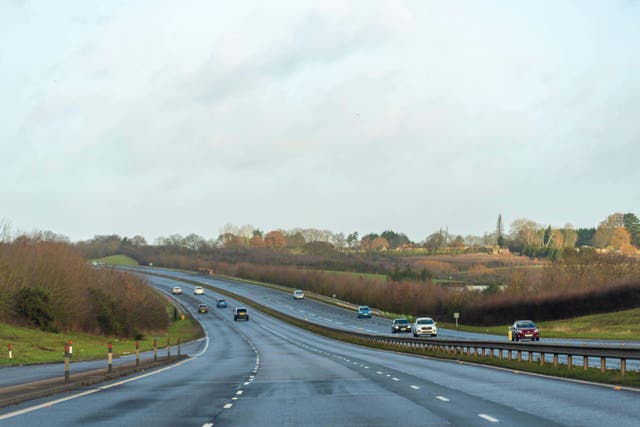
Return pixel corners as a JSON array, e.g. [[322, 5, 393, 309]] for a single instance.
[[516, 321, 536, 328], [359, 306, 369, 311], [218, 299, 226, 303], [417, 319, 434, 325], [395, 319, 408, 324]]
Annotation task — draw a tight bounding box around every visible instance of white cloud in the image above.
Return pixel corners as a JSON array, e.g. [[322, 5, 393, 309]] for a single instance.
[[1, 0, 639, 241]]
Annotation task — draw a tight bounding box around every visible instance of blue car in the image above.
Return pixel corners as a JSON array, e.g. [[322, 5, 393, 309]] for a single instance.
[[216, 299, 228, 308], [357, 306, 371, 318]]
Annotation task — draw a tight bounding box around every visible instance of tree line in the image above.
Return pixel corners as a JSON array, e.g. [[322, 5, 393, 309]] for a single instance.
[[0, 235, 168, 337]]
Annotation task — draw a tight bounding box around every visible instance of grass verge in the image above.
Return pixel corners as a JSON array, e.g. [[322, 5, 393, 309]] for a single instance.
[[439, 308, 640, 341], [0, 303, 203, 366]]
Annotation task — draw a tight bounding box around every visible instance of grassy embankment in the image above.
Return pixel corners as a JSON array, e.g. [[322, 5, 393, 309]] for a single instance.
[[439, 308, 640, 341], [93, 254, 139, 266], [3, 251, 200, 365], [0, 307, 202, 366]]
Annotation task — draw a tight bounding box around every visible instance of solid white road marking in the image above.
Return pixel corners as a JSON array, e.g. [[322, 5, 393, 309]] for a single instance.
[[223, 403, 233, 409], [203, 424, 213, 427], [436, 396, 450, 402], [410, 385, 420, 390], [0, 356, 195, 421], [236, 390, 243, 395], [243, 382, 250, 385], [478, 413, 499, 423]]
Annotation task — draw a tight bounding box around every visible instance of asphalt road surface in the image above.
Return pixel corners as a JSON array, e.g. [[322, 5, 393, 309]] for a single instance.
[[2, 272, 639, 426], [140, 268, 640, 370]]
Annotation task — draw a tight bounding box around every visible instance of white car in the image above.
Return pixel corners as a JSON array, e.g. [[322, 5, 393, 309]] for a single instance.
[[293, 289, 305, 300], [172, 286, 182, 295], [194, 286, 204, 295], [412, 317, 438, 337]]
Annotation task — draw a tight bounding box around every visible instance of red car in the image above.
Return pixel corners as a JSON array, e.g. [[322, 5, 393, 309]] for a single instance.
[[510, 320, 540, 341]]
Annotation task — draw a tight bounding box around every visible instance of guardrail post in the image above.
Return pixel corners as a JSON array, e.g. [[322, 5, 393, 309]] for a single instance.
[[474, 347, 478, 357], [154, 338, 158, 361], [498, 349, 502, 360], [583, 356, 588, 370], [517, 350, 522, 362], [528, 351, 532, 363], [135, 341, 140, 367], [508, 350, 513, 360], [107, 342, 113, 374], [567, 355, 572, 369], [489, 348, 493, 359], [540, 352, 545, 366], [64, 344, 70, 384], [600, 357, 606, 373], [553, 354, 558, 367], [621, 358, 626, 376]]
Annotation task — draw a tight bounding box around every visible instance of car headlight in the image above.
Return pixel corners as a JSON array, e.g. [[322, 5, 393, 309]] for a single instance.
[[534, 328, 539, 333]]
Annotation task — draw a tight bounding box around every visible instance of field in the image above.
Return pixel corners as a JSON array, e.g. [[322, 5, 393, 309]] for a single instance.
[[93, 254, 139, 266], [322, 269, 387, 281]]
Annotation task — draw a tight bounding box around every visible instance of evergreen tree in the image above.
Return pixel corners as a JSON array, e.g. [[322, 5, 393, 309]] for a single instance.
[[623, 213, 640, 247]]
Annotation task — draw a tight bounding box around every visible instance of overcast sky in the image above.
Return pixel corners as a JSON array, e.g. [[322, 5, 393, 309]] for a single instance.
[[1, 0, 639, 242]]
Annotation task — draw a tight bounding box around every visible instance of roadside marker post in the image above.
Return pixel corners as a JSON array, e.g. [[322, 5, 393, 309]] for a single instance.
[[153, 338, 158, 361], [107, 342, 113, 374], [167, 338, 171, 360], [135, 341, 140, 367], [454, 312, 460, 328], [8, 343, 12, 361], [177, 337, 181, 357], [68, 339, 73, 359], [64, 344, 70, 384]]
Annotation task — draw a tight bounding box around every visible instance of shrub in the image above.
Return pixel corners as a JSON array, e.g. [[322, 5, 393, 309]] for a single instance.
[[14, 287, 57, 332]]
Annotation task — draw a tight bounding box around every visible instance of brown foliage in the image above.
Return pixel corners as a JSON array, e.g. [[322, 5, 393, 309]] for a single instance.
[[264, 231, 286, 248], [0, 238, 168, 336]]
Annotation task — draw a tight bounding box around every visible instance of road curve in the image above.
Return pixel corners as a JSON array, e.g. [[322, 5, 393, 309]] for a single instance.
[[2, 272, 639, 426]]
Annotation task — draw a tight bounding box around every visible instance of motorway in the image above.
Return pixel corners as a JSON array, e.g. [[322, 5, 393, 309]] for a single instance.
[[1, 271, 639, 426], [141, 268, 640, 369]]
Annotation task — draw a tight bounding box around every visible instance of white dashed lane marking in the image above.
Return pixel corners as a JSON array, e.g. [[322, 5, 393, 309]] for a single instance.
[[436, 396, 450, 402], [478, 413, 499, 423], [391, 377, 400, 381], [236, 390, 243, 395], [223, 403, 233, 409], [376, 371, 383, 375], [410, 385, 420, 390]]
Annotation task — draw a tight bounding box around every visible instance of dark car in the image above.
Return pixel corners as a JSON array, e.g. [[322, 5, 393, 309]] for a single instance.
[[216, 299, 228, 308], [198, 304, 208, 314], [234, 307, 249, 321], [357, 306, 371, 318], [391, 318, 411, 333], [510, 320, 540, 341]]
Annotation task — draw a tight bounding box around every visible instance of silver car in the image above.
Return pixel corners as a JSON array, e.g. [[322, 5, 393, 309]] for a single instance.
[[412, 317, 438, 337]]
